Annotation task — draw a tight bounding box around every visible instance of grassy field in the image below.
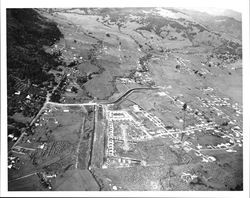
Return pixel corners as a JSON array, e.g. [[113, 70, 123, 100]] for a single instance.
[[91, 109, 105, 168], [53, 169, 99, 190], [8, 174, 45, 191], [77, 61, 99, 74]]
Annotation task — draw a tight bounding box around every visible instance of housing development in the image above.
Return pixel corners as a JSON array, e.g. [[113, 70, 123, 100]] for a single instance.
[[7, 8, 243, 191]]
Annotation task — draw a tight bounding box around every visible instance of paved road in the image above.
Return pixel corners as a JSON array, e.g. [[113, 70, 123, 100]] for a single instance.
[[8, 172, 38, 183], [101, 87, 159, 105], [47, 101, 97, 106], [29, 99, 49, 127], [29, 74, 64, 127]]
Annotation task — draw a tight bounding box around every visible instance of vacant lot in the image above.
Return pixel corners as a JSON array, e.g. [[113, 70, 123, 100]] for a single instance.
[[53, 169, 99, 190], [77, 61, 100, 74]]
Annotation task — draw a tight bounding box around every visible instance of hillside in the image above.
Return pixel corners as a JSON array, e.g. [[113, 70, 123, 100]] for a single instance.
[[7, 8, 243, 191]]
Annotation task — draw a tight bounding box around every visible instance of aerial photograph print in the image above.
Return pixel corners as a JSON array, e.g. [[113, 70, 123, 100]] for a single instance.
[[3, 0, 249, 195]]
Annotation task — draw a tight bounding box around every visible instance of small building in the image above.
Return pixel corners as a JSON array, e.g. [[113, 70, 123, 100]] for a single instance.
[[207, 156, 216, 162], [133, 105, 141, 112], [26, 95, 31, 100], [14, 91, 21, 95]]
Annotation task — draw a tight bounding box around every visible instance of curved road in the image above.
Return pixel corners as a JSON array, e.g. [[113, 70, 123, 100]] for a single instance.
[[101, 87, 159, 105]]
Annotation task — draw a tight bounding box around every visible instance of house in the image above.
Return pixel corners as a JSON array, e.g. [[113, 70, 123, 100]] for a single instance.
[[26, 95, 31, 100], [133, 105, 141, 112], [38, 144, 45, 149], [207, 156, 216, 162]]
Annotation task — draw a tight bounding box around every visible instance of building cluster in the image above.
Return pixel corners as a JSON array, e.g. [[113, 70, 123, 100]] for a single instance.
[[196, 94, 242, 117], [117, 71, 154, 86], [116, 77, 135, 84], [181, 172, 198, 183], [9, 105, 69, 160], [107, 110, 134, 121], [104, 106, 152, 167], [37, 172, 53, 190], [195, 94, 242, 136], [134, 71, 154, 85], [141, 110, 165, 128], [105, 109, 139, 157], [64, 67, 83, 79], [106, 120, 115, 157], [10, 131, 33, 156], [8, 155, 20, 169], [134, 102, 216, 139], [102, 81, 243, 168], [103, 155, 145, 169], [9, 88, 46, 118], [47, 40, 84, 66], [116, 156, 145, 167], [213, 51, 241, 65]]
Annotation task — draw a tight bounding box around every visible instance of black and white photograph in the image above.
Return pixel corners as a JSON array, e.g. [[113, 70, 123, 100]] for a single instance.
[[1, 0, 249, 197]]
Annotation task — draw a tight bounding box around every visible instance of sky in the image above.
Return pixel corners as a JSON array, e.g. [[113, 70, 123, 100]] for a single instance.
[[2, 0, 247, 13], [184, 7, 242, 14]]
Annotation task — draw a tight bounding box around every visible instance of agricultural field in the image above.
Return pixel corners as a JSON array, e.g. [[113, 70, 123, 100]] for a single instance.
[[7, 8, 243, 192]]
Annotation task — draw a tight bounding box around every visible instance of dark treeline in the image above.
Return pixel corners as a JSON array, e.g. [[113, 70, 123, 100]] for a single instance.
[[7, 9, 63, 86]]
